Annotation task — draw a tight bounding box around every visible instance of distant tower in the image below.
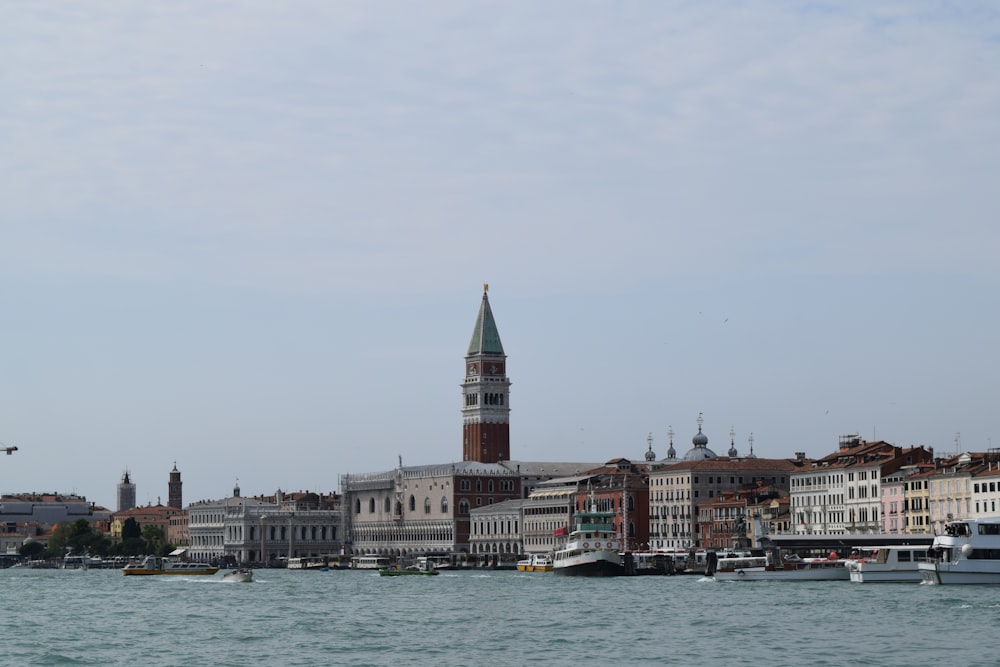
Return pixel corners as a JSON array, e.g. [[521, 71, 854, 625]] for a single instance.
[[168, 463, 183, 509], [462, 284, 511, 464], [728, 426, 738, 457], [666, 425, 676, 459], [117, 470, 136, 512]]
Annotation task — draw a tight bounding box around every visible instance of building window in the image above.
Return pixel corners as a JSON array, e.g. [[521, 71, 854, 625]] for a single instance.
[[409, 495, 416, 512], [384, 497, 390, 513], [369, 498, 375, 513], [459, 500, 470, 515], [354, 499, 361, 514], [424, 497, 431, 514], [441, 497, 449, 513]]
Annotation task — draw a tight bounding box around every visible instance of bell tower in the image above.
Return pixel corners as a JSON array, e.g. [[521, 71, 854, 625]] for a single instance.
[[168, 462, 183, 509], [462, 284, 511, 463]]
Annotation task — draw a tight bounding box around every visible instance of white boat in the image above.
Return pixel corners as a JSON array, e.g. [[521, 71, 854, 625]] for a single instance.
[[122, 555, 219, 576], [919, 518, 1000, 585], [516, 554, 553, 572], [222, 568, 253, 583], [552, 492, 624, 577], [351, 555, 392, 570], [712, 550, 849, 582], [846, 546, 927, 583]]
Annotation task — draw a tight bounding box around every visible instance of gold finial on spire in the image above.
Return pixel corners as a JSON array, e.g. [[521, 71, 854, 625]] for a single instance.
[[484, 283, 489, 293]]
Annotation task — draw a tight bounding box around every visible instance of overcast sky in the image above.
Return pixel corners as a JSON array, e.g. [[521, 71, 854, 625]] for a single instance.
[[2, 2, 998, 510]]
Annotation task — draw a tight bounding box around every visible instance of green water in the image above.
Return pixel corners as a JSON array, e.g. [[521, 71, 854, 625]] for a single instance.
[[2, 567, 997, 666]]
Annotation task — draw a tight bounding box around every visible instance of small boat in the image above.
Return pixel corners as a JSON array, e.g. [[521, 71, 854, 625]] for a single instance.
[[122, 555, 219, 576], [379, 557, 439, 577], [846, 546, 927, 583], [919, 518, 1000, 585], [552, 491, 624, 577], [222, 568, 253, 583], [516, 554, 553, 572]]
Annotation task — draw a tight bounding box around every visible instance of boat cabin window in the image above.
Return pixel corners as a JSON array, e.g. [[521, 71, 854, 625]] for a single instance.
[[946, 523, 971, 537], [978, 523, 1000, 536]]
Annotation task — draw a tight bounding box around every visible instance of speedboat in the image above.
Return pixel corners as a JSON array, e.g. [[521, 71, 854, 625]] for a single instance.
[[552, 491, 624, 577], [122, 555, 219, 576], [222, 568, 253, 583], [919, 518, 1000, 584]]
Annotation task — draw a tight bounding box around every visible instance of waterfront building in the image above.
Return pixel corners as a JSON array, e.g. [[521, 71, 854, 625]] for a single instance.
[[520, 485, 576, 556], [571, 458, 650, 552], [1, 522, 44, 560], [744, 495, 791, 545], [109, 504, 184, 540], [168, 510, 189, 547], [918, 451, 1000, 533], [189, 486, 342, 564], [971, 453, 1000, 519], [341, 459, 520, 559], [790, 435, 933, 535], [117, 470, 136, 512], [469, 498, 524, 563], [697, 483, 788, 549], [905, 468, 932, 534], [0, 493, 110, 530], [648, 419, 803, 549], [880, 471, 908, 534]]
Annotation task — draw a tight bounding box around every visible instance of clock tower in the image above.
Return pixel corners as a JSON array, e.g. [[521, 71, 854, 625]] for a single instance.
[[462, 285, 511, 463]]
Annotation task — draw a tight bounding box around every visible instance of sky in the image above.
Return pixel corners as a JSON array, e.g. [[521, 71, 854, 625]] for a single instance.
[[2, 1, 999, 511]]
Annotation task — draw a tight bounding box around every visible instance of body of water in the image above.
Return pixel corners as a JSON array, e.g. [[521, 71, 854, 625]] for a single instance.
[[2, 567, 997, 666]]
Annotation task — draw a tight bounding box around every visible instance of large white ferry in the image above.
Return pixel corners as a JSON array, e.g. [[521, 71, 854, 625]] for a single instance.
[[919, 518, 1000, 585], [552, 494, 623, 577]]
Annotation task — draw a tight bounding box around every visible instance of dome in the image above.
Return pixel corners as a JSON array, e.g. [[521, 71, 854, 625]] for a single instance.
[[683, 444, 718, 461], [683, 417, 717, 460]]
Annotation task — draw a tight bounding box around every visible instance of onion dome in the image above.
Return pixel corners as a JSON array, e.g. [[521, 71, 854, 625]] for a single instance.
[[683, 413, 717, 460], [645, 433, 656, 461]]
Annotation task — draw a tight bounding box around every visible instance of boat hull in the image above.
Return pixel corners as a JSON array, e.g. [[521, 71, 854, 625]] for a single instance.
[[222, 569, 253, 583], [378, 569, 438, 577], [552, 552, 624, 577], [715, 565, 848, 582], [918, 563, 1000, 585], [122, 566, 219, 576]]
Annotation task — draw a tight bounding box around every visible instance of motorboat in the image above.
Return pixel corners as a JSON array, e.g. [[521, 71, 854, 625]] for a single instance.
[[516, 554, 553, 572], [846, 545, 927, 583], [711, 550, 848, 582], [919, 518, 1000, 585], [122, 555, 219, 576], [379, 557, 439, 577], [222, 568, 254, 583], [552, 491, 624, 577]]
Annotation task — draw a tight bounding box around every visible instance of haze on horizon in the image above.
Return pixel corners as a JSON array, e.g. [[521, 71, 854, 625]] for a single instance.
[[2, 2, 998, 511]]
